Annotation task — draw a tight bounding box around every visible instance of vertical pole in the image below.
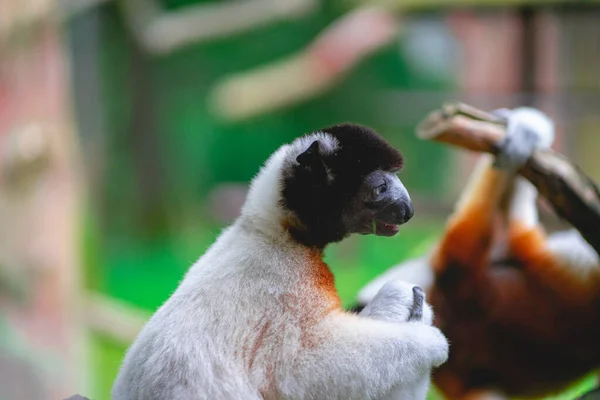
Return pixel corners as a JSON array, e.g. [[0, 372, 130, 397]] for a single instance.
[[0, 1, 86, 398], [519, 6, 537, 107]]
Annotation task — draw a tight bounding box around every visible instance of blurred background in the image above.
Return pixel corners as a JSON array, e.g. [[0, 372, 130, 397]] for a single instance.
[[0, 0, 599, 399]]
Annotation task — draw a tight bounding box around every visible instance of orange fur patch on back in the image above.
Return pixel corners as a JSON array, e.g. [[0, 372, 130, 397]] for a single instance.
[[279, 214, 354, 310], [283, 249, 342, 351], [306, 248, 341, 311]]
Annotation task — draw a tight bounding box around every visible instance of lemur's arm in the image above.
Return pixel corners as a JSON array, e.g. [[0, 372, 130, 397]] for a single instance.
[[282, 312, 448, 400], [359, 280, 436, 400], [507, 187, 600, 304]]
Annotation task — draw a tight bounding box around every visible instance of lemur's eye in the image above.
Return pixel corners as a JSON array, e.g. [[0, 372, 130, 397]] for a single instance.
[[374, 182, 387, 196]]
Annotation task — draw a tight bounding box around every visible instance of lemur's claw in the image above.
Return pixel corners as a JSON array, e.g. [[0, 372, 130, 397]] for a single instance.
[[408, 286, 424, 322]]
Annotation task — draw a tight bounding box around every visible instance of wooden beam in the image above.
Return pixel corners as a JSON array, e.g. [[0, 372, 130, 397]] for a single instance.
[[347, 0, 600, 13]]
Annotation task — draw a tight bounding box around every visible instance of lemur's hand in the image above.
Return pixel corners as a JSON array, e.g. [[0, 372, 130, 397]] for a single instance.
[[359, 280, 434, 326], [492, 107, 555, 171]]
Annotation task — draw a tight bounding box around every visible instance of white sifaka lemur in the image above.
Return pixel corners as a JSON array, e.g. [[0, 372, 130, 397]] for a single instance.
[[111, 124, 449, 400]]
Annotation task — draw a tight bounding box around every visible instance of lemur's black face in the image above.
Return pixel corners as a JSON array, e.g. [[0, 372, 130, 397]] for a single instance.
[[282, 123, 413, 249], [344, 168, 413, 237]]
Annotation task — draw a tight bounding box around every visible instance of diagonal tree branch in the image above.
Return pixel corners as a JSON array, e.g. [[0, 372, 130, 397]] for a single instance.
[[208, 6, 400, 121], [117, 0, 317, 55]]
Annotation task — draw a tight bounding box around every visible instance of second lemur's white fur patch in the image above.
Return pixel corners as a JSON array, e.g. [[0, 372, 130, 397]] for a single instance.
[[357, 254, 435, 305], [547, 229, 600, 277]]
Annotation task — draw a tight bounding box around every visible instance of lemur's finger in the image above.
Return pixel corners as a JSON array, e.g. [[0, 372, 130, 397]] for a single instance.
[[408, 286, 424, 322]]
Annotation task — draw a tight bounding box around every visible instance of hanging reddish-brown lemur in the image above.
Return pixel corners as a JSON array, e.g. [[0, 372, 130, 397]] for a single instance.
[[353, 108, 600, 400]]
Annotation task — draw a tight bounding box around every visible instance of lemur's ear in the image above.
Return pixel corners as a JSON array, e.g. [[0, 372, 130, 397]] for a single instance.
[[296, 140, 322, 168]]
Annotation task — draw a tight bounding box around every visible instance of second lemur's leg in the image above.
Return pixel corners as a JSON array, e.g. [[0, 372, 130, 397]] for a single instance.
[[500, 111, 600, 303], [497, 107, 554, 232], [507, 180, 600, 303], [510, 224, 600, 303], [430, 153, 510, 275]]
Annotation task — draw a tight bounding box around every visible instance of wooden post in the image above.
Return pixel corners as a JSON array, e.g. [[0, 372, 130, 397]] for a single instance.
[[0, 1, 86, 398]]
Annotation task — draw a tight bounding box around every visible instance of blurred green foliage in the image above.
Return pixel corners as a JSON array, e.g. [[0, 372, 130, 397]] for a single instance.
[[82, 0, 455, 322], [95, 1, 451, 240]]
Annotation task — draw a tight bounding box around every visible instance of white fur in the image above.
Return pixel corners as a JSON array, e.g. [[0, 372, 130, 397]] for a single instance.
[[355, 258, 439, 400], [501, 107, 554, 227], [359, 280, 436, 400], [547, 229, 600, 277], [509, 177, 539, 227], [493, 107, 554, 149], [454, 154, 495, 214], [493, 107, 555, 172], [111, 133, 449, 400]]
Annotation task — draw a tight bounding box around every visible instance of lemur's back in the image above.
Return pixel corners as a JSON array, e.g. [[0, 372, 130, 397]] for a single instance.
[[111, 222, 338, 400], [112, 224, 263, 399]]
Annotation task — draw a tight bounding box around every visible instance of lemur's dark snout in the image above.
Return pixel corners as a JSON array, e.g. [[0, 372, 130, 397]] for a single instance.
[[378, 198, 414, 225], [401, 201, 414, 224], [357, 170, 413, 236]]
